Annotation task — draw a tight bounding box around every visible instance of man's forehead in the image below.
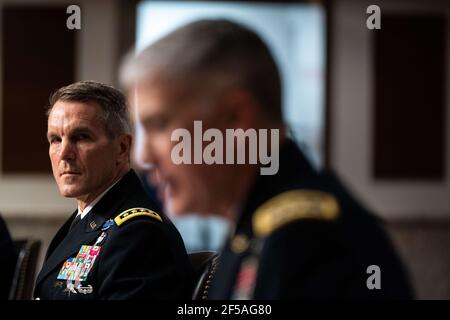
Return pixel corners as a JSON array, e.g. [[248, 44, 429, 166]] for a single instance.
[[48, 100, 104, 129], [134, 81, 203, 117], [133, 85, 172, 117]]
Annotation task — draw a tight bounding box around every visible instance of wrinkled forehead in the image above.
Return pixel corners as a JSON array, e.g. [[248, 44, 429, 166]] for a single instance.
[[47, 100, 105, 131]]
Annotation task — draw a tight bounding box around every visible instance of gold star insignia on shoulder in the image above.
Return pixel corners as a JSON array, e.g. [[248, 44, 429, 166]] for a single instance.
[[114, 207, 162, 226], [253, 190, 340, 237]]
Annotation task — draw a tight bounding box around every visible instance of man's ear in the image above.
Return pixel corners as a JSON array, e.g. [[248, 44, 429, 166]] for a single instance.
[[219, 88, 260, 130], [117, 133, 132, 164]]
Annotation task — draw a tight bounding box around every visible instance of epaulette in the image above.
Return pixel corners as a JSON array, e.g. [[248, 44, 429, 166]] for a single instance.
[[252, 190, 339, 237], [114, 207, 162, 227]]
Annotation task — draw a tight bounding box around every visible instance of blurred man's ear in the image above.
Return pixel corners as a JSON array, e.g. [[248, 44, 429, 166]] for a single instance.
[[218, 88, 261, 130]]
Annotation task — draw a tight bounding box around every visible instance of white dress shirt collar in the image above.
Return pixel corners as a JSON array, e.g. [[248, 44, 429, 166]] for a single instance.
[[76, 179, 120, 220]]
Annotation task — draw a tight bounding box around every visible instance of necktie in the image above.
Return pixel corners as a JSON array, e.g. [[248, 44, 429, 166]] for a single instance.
[[69, 214, 82, 232]]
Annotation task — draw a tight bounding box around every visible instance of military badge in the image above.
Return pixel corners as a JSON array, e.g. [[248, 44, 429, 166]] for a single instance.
[[57, 245, 101, 282], [231, 256, 258, 300], [101, 219, 115, 230]]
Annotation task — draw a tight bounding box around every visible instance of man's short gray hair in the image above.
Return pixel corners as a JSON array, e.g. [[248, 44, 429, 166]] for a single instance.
[[47, 81, 132, 139], [120, 19, 282, 121]]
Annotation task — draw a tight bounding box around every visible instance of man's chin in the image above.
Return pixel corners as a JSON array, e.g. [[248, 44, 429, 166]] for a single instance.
[[58, 187, 82, 199], [163, 197, 192, 218], [164, 197, 211, 218]]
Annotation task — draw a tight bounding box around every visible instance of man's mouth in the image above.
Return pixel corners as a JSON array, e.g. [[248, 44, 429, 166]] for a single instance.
[[158, 178, 176, 202], [60, 171, 81, 177]]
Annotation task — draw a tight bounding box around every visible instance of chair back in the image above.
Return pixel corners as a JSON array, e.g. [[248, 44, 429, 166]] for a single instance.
[[189, 251, 220, 300], [9, 239, 41, 300]]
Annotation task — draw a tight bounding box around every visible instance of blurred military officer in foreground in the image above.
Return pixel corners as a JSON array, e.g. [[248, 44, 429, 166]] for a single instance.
[[34, 81, 192, 300], [121, 19, 413, 299]]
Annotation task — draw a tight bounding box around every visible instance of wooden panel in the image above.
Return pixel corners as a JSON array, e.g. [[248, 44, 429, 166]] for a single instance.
[[2, 6, 76, 173], [373, 15, 446, 180]]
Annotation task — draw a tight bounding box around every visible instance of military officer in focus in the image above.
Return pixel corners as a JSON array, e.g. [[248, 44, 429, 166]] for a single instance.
[[34, 81, 192, 300], [121, 19, 414, 299]]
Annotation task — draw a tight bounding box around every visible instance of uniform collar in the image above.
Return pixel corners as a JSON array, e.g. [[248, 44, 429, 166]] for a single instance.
[[212, 140, 318, 298], [77, 178, 120, 220], [234, 139, 318, 235], [84, 169, 143, 233]]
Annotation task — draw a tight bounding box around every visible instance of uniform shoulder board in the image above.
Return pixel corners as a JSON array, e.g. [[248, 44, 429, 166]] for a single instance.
[[114, 207, 162, 227], [252, 190, 339, 237]]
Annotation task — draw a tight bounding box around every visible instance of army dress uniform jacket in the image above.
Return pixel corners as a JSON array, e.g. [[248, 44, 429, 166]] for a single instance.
[[209, 140, 413, 299], [34, 170, 192, 300]]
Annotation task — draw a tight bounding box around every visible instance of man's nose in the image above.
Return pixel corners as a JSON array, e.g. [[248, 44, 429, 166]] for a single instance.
[[134, 123, 157, 168], [139, 134, 158, 168], [59, 140, 76, 161]]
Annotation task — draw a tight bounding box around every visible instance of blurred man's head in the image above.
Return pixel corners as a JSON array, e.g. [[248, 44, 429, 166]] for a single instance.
[[47, 81, 132, 210], [121, 19, 285, 219]]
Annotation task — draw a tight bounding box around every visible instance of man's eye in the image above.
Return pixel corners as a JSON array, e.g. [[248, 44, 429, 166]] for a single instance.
[[144, 118, 169, 132], [75, 134, 90, 141], [50, 137, 61, 144]]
